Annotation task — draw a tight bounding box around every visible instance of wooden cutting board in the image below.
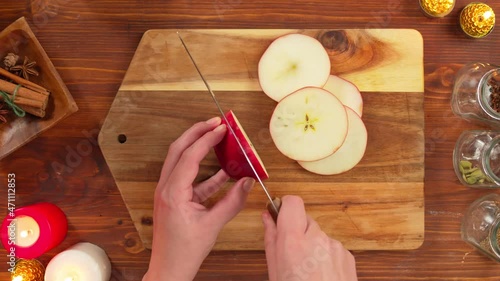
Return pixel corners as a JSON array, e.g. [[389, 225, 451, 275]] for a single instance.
[[99, 29, 424, 250]]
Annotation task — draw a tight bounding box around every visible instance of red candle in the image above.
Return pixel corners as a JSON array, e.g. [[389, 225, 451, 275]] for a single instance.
[[1, 202, 67, 259]]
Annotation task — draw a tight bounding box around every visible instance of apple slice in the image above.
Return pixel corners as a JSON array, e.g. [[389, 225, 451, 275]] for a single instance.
[[258, 33, 331, 102], [298, 107, 367, 175], [269, 87, 348, 162], [214, 111, 269, 181], [323, 75, 363, 117]]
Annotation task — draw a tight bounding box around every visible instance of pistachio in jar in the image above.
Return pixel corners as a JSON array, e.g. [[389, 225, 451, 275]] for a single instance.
[[458, 160, 493, 185], [453, 130, 500, 188]]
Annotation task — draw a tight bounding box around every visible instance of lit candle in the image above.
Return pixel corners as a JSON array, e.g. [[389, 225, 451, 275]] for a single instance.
[[14, 216, 40, 247], [44, 242, 112, 281], [1, 202, 68, 259]]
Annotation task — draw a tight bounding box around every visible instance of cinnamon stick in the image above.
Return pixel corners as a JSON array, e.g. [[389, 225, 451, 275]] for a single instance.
[[0, 79, 47, 104], [0, 92, 45, 109], [0, 68, 49, 96], [0, 71, 49, 118], [19, 105, 45, 118]]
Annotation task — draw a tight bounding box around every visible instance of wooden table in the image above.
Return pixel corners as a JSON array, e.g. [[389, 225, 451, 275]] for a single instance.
[[1, 0, 500, 280]]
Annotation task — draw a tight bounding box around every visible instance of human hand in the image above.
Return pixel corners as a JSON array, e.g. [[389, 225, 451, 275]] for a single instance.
[[262, 196, 358, 281], [143, 117, 255, 281]]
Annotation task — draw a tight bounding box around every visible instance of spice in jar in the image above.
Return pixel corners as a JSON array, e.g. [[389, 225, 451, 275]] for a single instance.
[[461, 194, 500, 262], [459, 160, 493, 185], [453, 131, 500, 188], [479, 228, 500, 256], [489, 72, 500, 113], [451, 63, 500, 126]]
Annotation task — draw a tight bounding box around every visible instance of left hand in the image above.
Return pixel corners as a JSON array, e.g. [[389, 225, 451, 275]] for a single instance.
[[143, 117, 255, 281]]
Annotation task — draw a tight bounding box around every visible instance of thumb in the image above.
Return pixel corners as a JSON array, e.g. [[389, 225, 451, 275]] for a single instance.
[[208, 177, 255, 229], [262, 211, 278, 281]]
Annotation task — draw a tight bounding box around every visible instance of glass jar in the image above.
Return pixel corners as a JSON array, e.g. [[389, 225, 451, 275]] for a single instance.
[[451, 62, 500, 126], [453, 130, 500, 188], [461, 193, 500, 262]]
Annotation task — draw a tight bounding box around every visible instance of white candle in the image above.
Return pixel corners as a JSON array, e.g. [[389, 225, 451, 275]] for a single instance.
[[12, 215, 40, 247], [44, 242, 111, 281]]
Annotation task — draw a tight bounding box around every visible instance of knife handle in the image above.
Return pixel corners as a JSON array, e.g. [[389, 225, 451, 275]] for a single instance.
[[266, 197, 282, 223]]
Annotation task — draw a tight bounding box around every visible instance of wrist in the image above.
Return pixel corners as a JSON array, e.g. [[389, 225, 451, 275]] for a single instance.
[[144, 254, 200, 281], [142, 268, 192, 281]]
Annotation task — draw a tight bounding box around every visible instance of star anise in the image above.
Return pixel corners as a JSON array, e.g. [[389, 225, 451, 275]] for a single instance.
[[0, 102, 9, 124], [10, 56, 39, 81]]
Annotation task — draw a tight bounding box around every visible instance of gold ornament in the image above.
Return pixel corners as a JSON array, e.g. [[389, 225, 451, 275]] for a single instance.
[[11, 259, 45, 281], [419, 0, 455, 17], [460, 2, 496, 38]]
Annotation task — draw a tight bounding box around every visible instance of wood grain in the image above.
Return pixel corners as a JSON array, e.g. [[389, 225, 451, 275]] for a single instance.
[[120, 29, 423, 93], [2, 0, 500, 280], [99, 29, 425, 250]]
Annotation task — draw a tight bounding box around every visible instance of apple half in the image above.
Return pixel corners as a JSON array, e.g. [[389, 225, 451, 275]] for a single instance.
[[323, 75, 363, 117], [269, 87, 348, 162], [298, 107, 367, 175], [258, 33, 331, 102], [214, 111, 269, 181]]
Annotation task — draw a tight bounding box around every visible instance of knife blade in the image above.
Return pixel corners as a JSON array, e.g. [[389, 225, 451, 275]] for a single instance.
[[177, 32, 281, 217]]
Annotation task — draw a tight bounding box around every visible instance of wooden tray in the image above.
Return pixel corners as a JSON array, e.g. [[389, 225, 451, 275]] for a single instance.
[[0, 18, 78, 159], [99, 29, 424, 250]]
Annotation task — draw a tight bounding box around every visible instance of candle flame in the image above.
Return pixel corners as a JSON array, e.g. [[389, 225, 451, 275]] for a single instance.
[[64, 277, 74, 281], [19, 230, 28, 238], [12, 276, 23, 281]]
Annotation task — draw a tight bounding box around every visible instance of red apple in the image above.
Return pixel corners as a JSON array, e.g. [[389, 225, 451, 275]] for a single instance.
[[214, 111, 269, 181]]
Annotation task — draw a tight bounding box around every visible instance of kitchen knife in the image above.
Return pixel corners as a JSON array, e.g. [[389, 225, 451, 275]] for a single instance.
[[177, 32, 281, 219]]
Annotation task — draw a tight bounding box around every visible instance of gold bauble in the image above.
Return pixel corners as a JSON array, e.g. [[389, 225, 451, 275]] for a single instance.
[[11, 259, 45, 281], [420, 0, 455, 17], [460, 2, 496, 38]]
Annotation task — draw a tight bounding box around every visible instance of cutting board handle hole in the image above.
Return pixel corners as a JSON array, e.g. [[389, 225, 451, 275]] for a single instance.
[[118, 134, 127, 144]]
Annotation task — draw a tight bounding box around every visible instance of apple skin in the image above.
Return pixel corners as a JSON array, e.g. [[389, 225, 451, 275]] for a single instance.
[[214, 111, 269, 181]]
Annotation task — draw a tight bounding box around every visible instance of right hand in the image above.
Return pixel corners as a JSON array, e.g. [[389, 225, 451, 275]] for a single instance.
[[262, 195, 358, 281]]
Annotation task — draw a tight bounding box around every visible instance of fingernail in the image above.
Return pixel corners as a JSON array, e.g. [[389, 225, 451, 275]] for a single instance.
[[206, 116, 221, 125], [243, 178, 255, 192], [214, 124, 226, 132]]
